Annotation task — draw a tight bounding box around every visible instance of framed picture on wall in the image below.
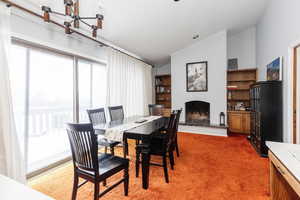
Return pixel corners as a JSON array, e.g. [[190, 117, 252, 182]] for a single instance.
[[186, 61, 208, 92], [267, 57, 282, 81]]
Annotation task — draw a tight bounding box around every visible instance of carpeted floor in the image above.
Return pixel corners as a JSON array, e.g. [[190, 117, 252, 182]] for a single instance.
[[29, 133, 270, 200]]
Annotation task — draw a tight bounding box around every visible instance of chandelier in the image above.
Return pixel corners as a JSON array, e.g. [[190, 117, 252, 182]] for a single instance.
[[42, 0, 104, 38]]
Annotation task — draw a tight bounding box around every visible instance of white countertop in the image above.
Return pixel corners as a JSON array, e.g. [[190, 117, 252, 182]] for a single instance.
[[266, 141, 300, 182], [0, 174, 54, 200]]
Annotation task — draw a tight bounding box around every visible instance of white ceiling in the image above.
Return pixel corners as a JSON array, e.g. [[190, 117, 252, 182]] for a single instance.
[[21, 0, 269, 65]]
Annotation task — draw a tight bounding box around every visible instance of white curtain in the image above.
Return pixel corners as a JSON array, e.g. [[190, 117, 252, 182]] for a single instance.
[[107, 48, 153, 117], [0, 2, 26, 183]]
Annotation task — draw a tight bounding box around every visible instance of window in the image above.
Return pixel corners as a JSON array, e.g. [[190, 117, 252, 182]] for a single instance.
[[78, 60, 107, 122], [9, 42, 107, 175]]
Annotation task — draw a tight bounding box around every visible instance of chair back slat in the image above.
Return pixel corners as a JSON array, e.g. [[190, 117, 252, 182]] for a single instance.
[[175, 109, 182, 133], [67, 123, 99, 174], [149, 104, 164, 116], [166, 113, 177, 151], [108, 106, 124, 121]]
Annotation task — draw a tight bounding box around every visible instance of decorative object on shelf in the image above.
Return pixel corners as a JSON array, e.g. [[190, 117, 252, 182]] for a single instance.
[[228, 91, 232, 100], [41, 0, 104, 38], [228, 58, 238, 70], [235, 102, 245, 111], [267, 57, 282, 81], [219, 112, 225, 126], [186, 61, 208, 92]]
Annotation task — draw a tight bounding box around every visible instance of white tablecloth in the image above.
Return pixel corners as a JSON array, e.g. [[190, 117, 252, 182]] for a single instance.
[[105, 116, 162, 142]]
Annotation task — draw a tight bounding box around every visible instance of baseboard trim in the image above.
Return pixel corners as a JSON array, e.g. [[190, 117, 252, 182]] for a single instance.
[[179, 125, 228, 137]]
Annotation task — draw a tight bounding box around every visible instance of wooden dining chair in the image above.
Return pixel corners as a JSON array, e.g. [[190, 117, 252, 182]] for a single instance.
[[87, 108, 120, 155], [66, 123, 129, 200], [135, 112, 177, 183], [153, 109, 182, 159], [148, 104, 164, 116], [108, 106, 124, 122]]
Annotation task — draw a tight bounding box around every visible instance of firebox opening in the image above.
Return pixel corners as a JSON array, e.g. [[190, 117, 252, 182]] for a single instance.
[[185, 101, 210, 125]]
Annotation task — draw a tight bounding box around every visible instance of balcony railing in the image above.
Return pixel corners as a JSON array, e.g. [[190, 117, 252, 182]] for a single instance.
[[14, 107, 90, 137]]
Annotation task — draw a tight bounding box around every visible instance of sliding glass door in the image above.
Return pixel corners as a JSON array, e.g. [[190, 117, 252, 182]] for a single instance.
[[27, 49, 74, 173], [9, 42, 107, 175]]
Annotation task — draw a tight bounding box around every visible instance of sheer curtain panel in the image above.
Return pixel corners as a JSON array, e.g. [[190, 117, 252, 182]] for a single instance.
[[107, 48, 153, 117], [0, 3, 26, 183]]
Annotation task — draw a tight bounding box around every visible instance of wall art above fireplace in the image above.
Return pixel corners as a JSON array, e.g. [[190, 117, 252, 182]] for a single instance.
[[186, 61, 208, 92]]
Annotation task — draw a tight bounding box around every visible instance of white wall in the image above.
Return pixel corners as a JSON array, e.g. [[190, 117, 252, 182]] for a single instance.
[[171, 31, 227, 124], [256, 0, 300, 142], [228, 27, 256, 69]]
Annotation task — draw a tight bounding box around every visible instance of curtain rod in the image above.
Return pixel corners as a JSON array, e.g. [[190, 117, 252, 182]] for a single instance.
[[1, 0, 153, 67]]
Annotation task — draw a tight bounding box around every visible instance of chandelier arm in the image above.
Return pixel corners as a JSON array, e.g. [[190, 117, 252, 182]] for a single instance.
[[79, 19, 92, 28], [51, 10, 66, 17], [79, 16, 97, 20]]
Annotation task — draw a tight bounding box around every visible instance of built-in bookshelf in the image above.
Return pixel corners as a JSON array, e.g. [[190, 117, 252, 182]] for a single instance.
[[227, 68, 257, 110], [155, 75, 171, 108], [227, 68, 257, 135]]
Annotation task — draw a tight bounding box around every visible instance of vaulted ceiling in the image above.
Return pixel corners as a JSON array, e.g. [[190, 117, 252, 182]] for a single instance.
[[18, 0, 269, 65]]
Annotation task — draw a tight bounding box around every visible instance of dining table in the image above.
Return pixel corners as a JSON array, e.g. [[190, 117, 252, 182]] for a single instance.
[[94, 115, 168, 189]]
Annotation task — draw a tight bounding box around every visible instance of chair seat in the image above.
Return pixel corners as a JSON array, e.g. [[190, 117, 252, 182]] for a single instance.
[[98, 154, 129, 178], [79, 154, 129, 178], [97, 136, 120, 147]]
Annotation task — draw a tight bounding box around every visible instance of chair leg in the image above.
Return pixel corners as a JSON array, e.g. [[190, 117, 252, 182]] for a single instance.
[[124, 167, 129, 196], [169, 151, 175, 170], [103, 179, 107, 186], [71, 174, 79, 200], [123, 139, 128, 158], [136, 147, 140, 177], [94, 182, 99, 200], [104, 147, 108, 154], [110, 146, 115, 155], [163, 155, 169, 183], [175, 137, 180, 157]]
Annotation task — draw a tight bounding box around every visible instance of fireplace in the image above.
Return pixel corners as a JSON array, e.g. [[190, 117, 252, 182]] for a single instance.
[[185, 101, 210, 125]]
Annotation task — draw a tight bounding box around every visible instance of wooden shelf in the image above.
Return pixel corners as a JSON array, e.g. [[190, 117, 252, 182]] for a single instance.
[[228, 80, 256, 82], [227, 68, 257, 73], [227, 88, 250, 91], [156, 92, 171, 94], [228, 99, 250, 101]]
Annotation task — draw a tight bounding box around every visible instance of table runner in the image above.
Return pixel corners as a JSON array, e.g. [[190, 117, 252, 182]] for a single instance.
[[104, 116, 162, 142]]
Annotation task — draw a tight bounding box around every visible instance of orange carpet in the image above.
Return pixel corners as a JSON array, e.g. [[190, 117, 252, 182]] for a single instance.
[[30, 133, 270, 200]]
